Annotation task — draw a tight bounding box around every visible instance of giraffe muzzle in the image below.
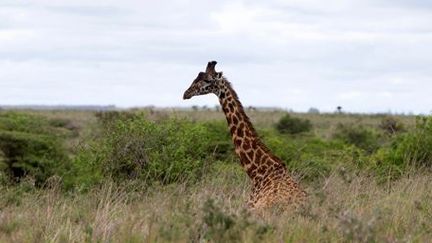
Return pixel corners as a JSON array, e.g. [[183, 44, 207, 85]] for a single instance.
[[183, 90, 192, 100]]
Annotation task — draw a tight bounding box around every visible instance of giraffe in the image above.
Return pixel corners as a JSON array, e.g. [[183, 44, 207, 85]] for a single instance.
[[183, 61, 307, 209]]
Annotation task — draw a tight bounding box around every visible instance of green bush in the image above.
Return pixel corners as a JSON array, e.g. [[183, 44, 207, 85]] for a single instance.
[[0, 112, 70, 186], [49, 118, 80, 137], [285, 139, 349, 181], [262, 129, 359, 181], [94, 110, 139, 129], [202, 121, 234, 161], [379, 116, 404, 135], [332, 123, 380, 153], [0, 112, 51, 134], [70, 114, 225, 188], [373, 116, 432, 181], [275, 114, 312, 135], [395, 116, 432, 166]]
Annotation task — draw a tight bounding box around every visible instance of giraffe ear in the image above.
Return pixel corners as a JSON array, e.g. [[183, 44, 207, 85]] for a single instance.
[[205, 61, 217, 75]]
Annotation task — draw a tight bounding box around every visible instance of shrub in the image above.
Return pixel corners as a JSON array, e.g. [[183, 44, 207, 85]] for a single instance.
[[95, 110, 139, 128], [332, 123, 380, 153], [49, 118, 80, 137], [70, 114, 220, 188], [262, 130, 358, 181], [0, 112, 50, 134], [275, 114, 312, 135], [307, 107, 320, 114], [382, 117, 432, 166], [0, 112, 70, 186], [379, 116, 404, 135], [202, 121, 234, 161], [373, 116, 432, 181]]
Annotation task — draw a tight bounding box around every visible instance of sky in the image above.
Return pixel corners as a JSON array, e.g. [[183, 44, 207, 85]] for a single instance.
[[1, 0, 432, 113]]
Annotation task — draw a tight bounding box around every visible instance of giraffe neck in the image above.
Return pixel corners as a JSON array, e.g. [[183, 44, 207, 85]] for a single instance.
[[217, 79, 286, 184]]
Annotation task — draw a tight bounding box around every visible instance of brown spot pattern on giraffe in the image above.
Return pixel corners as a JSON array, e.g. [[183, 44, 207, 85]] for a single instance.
[[183, 61, 307, 210]]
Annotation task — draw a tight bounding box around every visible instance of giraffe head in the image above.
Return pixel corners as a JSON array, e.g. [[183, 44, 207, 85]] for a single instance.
[[183, 61, 224, 100]]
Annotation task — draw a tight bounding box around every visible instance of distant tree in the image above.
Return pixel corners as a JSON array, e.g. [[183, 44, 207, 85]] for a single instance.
[[248, 106, 257, 112], [192, 105, 199, 111], [214, 105, 221, 112], [336, 106, 343, 114], [308, 107, 320, 114]]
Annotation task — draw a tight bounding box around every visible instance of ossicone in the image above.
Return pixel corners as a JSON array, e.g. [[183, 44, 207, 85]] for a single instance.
[[206, 60, 218, 75]]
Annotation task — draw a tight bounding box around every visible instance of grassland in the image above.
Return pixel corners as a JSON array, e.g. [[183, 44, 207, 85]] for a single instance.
[[0, 108, 431, 242]]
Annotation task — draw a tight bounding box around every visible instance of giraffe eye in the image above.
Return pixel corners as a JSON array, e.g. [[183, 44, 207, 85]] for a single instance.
[[203, 79, 212, 83]]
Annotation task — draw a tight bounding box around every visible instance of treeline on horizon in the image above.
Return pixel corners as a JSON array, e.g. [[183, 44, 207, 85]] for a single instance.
[[0, 104, 426, 116]]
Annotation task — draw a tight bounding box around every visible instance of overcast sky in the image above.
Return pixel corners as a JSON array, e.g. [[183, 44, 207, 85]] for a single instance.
[[1, 0, 431, 113]]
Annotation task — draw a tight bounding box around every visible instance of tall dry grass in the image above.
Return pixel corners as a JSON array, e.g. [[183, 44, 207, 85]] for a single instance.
[[1, 167, 431, 242]]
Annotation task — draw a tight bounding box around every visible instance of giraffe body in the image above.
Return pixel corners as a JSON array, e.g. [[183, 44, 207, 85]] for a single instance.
[[183, 61, 306, 209]]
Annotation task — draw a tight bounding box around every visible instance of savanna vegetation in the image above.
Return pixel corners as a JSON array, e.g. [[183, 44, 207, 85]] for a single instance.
[[0, 108, 431, 242]]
